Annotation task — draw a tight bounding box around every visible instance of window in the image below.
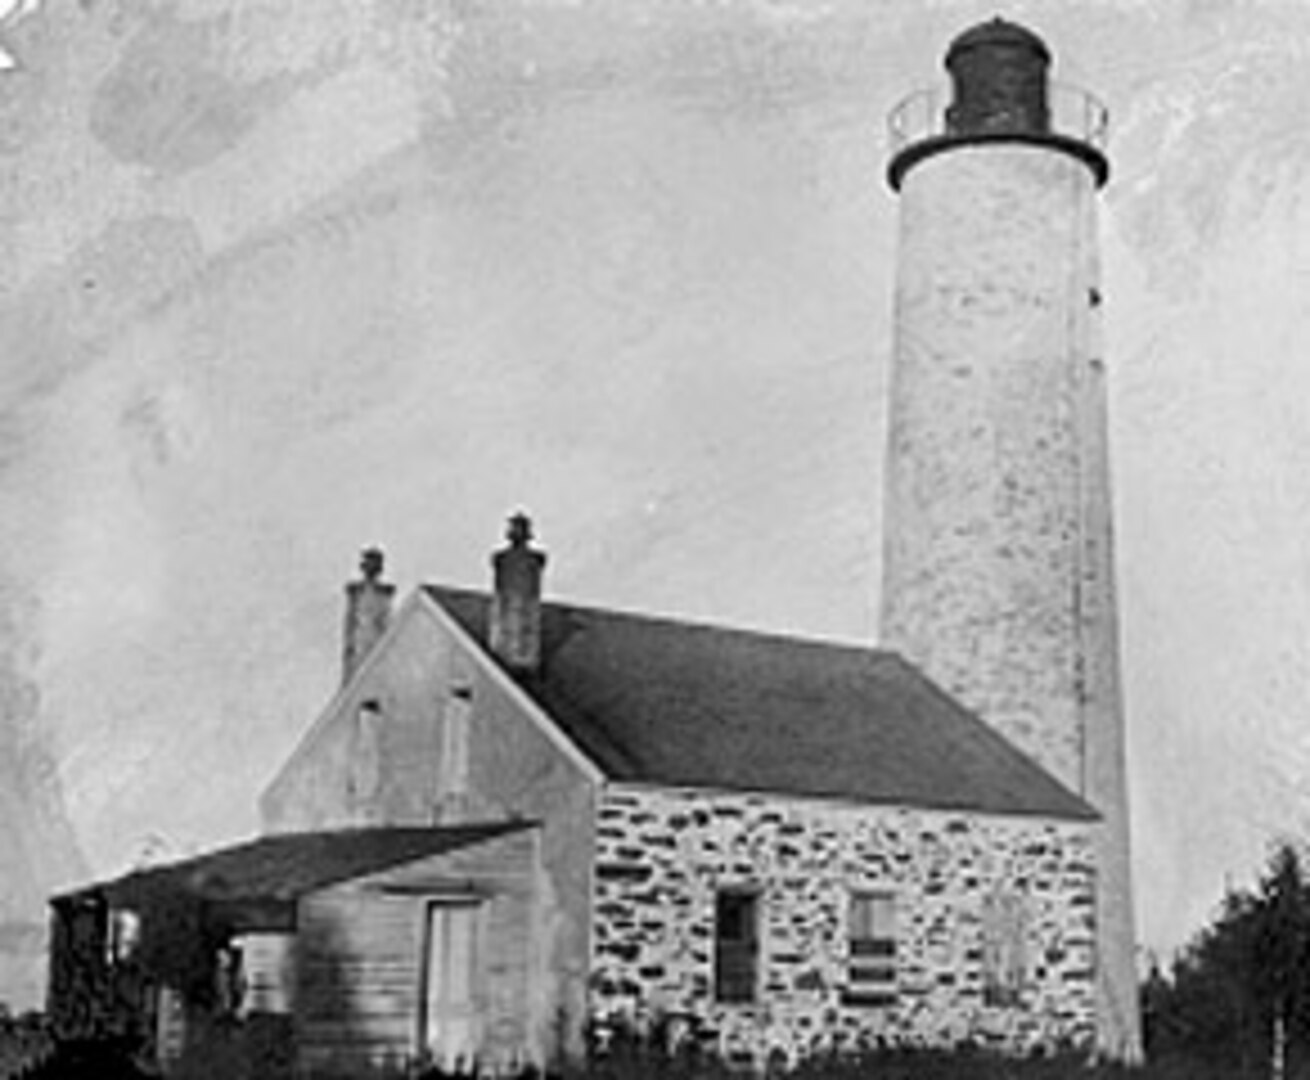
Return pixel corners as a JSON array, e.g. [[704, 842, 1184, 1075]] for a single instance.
[[105, 908, 141, 965], [235, 932, 292, 1015], [214, 943, 245, 1017], [714, 889, 759, 1003], [350, 700, 384, 809], [435, 685, 472, 821], [982, 887, 1028, 1007], [843, 891, 896, 1007]]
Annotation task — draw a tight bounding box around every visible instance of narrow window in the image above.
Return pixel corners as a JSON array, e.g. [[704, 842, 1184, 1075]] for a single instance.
[[105, 908, 140, 965], [843, 891, 896, 1007], [982, 887, 1028, 1007], [350, 700, 384, 807], [214, 943, 245, 1017], [714, 889, 759, 1003], [436, 685, 472, 821]]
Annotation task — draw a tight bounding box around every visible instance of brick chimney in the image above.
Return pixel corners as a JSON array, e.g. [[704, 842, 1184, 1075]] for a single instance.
[[490, 513, 546, 673], [342, 548, 394, 685]]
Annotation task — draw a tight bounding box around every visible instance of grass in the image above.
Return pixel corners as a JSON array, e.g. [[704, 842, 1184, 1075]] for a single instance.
[[2, 1014, 1298, 1080]]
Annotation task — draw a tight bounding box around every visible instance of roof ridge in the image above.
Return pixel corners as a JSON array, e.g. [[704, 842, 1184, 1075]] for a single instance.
[[422, 583, 900, 662]]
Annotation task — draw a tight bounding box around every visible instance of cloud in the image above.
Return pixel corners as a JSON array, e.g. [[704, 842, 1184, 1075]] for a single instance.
[[0, 0, 41, 69], [0, 0, 40, 23]]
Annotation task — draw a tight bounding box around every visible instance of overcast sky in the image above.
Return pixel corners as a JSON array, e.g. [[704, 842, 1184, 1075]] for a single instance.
[[5, 0, 1310, 972]]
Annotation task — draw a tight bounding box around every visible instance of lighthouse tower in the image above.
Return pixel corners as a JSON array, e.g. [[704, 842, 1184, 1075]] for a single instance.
[[880, 19, 1139, 1058]]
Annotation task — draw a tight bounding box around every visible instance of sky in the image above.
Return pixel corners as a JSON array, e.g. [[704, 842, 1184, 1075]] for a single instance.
[[4, 0, 1310, 1004]]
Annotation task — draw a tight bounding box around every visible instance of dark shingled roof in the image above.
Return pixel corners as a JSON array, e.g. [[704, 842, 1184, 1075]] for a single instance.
[[426, 587, 1096, 822], [55, 822, 531, 907]]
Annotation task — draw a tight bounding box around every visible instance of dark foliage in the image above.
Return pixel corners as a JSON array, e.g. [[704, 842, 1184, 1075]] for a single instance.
[[1145, 839, 1310, 1079], [0, 1012, 52, 1080], [11, 1034, 150, 1080], [134, 886, 227, 1009]]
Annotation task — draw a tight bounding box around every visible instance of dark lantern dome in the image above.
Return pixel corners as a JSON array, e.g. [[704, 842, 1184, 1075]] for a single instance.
[[943, 16, 1051, 141], [945, 16, 1051, 68]]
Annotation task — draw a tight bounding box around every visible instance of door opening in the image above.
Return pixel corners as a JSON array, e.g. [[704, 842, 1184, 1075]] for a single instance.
[[420, 901, 481, 1071]]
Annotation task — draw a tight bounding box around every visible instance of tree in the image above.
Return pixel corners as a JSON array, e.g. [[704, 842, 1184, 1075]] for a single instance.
[[1143, 839, 1310, 1079], [1252, 844, 1310, 1080]]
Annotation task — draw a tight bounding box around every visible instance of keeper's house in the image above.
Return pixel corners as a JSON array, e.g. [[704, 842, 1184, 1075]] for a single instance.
[[48, 517, 1097, 1077]]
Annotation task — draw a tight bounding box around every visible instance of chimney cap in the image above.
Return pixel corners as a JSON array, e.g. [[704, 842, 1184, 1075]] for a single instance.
[[506, 512, 534, 548], [360, 547, 386, 583]]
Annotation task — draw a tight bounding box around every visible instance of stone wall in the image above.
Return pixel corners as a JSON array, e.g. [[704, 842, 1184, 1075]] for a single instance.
[[590, 784, 1096, 1064]]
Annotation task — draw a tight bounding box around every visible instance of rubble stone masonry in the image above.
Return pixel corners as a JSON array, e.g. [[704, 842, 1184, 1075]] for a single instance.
[[589, 784, 1097, 1064]]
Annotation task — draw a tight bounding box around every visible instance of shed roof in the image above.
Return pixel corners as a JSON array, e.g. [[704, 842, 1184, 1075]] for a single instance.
[[55, 822, 531, 908], [427, 587, 1096, 822]]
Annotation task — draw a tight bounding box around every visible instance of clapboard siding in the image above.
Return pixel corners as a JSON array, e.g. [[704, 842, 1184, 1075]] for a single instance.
[[295, 828, 539, 1075]]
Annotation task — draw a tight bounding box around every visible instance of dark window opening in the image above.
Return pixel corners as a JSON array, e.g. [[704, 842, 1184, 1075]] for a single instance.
[[215, 944, 245, 1017], [714, 889, 759, 1004]]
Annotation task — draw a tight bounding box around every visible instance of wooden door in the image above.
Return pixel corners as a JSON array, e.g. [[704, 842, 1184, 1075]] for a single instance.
[[421, 902, 480, 1071]]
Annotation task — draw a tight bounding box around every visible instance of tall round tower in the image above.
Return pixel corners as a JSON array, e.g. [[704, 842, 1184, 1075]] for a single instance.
[[880, 19, 1139, 1059]]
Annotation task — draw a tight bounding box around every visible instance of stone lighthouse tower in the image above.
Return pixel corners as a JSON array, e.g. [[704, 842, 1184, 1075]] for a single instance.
[[880, 19, 1139, 1058]]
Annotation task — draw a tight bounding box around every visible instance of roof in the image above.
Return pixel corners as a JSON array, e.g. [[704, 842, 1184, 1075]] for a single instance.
[[55, 822, 532, 908], [426, 587, 1096, 822]]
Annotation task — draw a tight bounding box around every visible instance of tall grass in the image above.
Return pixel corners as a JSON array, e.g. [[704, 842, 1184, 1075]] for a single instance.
[[2, 1013, 1293, 1080]]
